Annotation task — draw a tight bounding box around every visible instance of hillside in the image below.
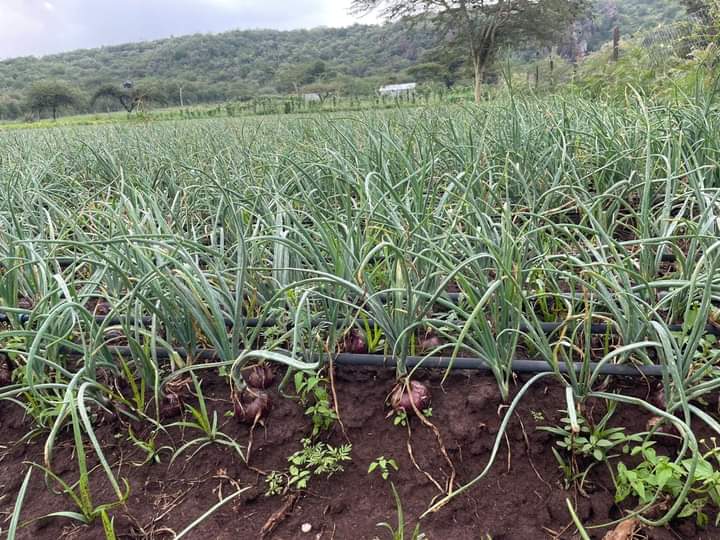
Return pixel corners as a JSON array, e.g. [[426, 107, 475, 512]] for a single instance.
[[587, 0, 688, 51], [0, 23, 438, 119], [0, 0, 688, 120]]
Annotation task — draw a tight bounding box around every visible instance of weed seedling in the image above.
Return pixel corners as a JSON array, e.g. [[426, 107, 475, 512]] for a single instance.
[[376, 483, 426, 540], [169, 373, 246, 463], [616, 440, 720, 527], [264, 438, 352, 496], [540, 402, 641, 491], [294, 371, 338, 436], [369, 456, 399, 481]]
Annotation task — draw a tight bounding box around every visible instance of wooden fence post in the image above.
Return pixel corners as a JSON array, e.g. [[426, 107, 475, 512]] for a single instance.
[[613, 26, 620, 61]]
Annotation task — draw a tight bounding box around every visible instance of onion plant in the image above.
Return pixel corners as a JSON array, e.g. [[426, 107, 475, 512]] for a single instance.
[[3, 84, 720, 531]]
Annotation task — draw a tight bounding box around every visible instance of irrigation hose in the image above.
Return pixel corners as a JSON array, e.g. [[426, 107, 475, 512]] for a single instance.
[[59, 346, 665, 377], [0, 252, 680, 270], [3, 311, 718, 337]]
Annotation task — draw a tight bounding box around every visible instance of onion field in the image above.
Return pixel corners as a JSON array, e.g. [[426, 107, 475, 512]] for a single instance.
[[2, 94, 720, 539]]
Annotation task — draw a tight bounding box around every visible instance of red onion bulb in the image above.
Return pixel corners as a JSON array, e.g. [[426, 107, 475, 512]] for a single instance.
[[244, 364, 275, 390], [233, 389, 272, 424], [0, 354, 12, 387], [390, 380, 431, 414], [343, 328, 368, 354]]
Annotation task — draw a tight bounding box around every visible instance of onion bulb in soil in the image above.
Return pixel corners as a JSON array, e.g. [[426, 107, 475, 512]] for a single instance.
[[17, 297, 33, 310], [649, 384, 666, 410], [160, 392, 183, 419], [90, 299, 111, 316], [243, 364, 275, 390], [233, 388, 272, 424], [390, 380, 431, 414], [342, 328, 368, 354], [0, 354, 12, 386], [417, 331, 442, 353]]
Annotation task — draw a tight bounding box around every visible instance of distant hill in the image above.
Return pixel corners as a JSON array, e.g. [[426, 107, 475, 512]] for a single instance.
[[0, 0, 688, 120], [0, 22, 437, 119]]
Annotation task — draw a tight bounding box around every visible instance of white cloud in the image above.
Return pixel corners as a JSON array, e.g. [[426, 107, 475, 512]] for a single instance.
[[0, 0, 379, 59]]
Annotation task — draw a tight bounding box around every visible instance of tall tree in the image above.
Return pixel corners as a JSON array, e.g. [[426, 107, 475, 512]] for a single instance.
[[678, 0, 718, 47], [406, 62, 452, 85], [682, 0, 710, 16], [684, 0, 719, 30], [26, 80, 81, 120], [352, 0, 588, 102], [91, 83, 166, 113]]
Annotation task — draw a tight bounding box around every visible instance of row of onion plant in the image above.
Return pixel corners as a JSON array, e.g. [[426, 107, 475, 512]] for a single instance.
[[1, 88, 719, 529]]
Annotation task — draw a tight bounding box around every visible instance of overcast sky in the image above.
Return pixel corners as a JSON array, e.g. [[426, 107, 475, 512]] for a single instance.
[[0, 0, 379, 60]]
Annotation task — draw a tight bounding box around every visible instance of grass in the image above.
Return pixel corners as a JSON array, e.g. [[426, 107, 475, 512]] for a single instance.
[[0, 91, 454, 132], [2, 85, 720, 534]]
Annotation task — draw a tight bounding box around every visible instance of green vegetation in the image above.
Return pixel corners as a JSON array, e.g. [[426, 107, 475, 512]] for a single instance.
[[368, 456, 425, 540], [265, 439, 352, 495], [0, 22, 438, 120], [0, 0, 691, 121], [506, 5, 717, 101], [616, 441, 720, 527], [541, 403, 640, 463], [377, 482, 426, 540], [572, 15, 718, 99], [2, 78, 720, 535], [369, 456, 400, 480], [585, 0, 688, 52], [541, 402, 643, 490], [352, 0, 586, 103], [294, 371, 338, 437], [2, 4, 720, 533], [25, 80, 82, 120]]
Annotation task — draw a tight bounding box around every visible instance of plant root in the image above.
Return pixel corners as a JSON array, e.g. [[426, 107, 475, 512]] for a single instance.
[[602, 518, 641, 540], [406, 380, 457, 493], [325, 342, 350, 444], [405, 421, 444, 494], [260, 492, 299, 538]]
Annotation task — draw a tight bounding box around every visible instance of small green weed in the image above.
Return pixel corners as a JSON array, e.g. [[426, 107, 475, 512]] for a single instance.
[[616, 441, 720, 527], [265, 438, 352, 496]]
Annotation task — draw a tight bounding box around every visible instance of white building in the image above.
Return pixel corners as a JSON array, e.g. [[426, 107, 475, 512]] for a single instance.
[[378, 83, 417, 97], [303, 93, 321, 102]]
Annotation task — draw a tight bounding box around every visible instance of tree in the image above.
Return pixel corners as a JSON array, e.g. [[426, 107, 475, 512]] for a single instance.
[[91, 84, 138, 113], [352, 0, 588, 102], [304, 61, 328, 83], [0, 96, 22, 120], [91, 83, 166, 113], [275, 61, 333, 94], [406, 62, 452, 85], [26, 80, 81, 120], [682, 0, 710, 16], [683, 0, 719, 29], [421, 46, 469, 86], [676, 0, 718, 48]]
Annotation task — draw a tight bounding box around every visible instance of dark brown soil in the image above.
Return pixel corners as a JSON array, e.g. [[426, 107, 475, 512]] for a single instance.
[[1, 368, 718, 540]]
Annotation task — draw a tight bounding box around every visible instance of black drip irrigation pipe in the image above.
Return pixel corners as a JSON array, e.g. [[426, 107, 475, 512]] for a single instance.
[[0, 252, 681, 271], [4, 310, 720, 337], [58, 346, 665, 377], [333, 354, 665, 377]]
